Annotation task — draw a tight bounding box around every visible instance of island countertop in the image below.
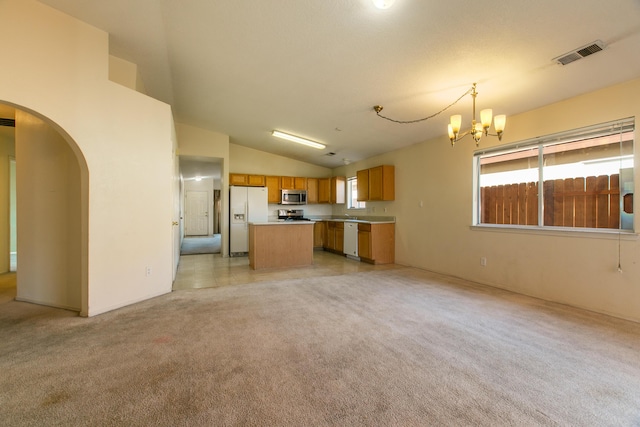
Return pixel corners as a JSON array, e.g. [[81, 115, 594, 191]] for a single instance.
[[249, 221, 316, 225]]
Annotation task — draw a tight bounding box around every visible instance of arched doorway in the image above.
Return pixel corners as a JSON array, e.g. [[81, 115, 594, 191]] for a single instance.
[[0, 102, 89, 315]]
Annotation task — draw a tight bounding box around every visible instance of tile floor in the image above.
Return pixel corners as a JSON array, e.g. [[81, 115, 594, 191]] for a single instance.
[[172, 250, 402, 290]]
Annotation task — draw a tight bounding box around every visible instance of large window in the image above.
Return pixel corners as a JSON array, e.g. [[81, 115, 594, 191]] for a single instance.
[[347, 177, 366, 209], [475, 118, 635, 231]]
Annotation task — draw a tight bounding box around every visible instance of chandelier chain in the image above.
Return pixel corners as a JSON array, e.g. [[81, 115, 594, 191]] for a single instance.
[[374, 86, 474, 124]]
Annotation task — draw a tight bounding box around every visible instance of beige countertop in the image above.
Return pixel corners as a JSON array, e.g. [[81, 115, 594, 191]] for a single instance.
[[250, 221, 316, 226], [309, 217, 395, 224]]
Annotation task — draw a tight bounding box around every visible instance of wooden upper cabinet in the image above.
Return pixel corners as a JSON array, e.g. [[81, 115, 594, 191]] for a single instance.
[[357, 169, 369, 201], [318, 178, 331, 203], [294, 177, 307, 190], [281, 176, 307, 190], [357, 165, 394, 201], [248, 174, 266, 186], [266, 176, 281, 204], [307, 178, 319, 204], [229, 173, 249, 186], [281, 176, 294, 189], [230, 173, 266, 187], [331, 176, 346, 204]]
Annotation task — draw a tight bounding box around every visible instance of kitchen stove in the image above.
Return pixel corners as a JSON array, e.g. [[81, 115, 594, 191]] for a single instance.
[[277, 209, 311, 221]]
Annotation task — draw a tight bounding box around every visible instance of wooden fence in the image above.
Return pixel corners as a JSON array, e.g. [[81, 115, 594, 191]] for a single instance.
[[480, 174, 628, 229]]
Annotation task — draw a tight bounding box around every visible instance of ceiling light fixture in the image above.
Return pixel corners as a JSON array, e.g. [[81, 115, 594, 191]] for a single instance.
[[372, 0, 395, 9], [272, 130, 326, 150], [373, 83, 506, 147]]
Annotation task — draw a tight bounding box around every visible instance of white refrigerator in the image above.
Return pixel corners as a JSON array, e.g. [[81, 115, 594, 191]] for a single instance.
[[230, 186, 268, 254]]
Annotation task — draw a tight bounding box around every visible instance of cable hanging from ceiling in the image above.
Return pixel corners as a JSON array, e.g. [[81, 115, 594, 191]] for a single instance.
[[373, 83, 506, 147]]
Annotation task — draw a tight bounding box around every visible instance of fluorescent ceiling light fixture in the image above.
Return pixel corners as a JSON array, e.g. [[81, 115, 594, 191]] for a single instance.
[[272, 130, 326, 149]]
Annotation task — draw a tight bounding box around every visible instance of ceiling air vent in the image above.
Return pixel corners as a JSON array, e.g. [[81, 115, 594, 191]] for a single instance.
[[553, 40, 606, 65]]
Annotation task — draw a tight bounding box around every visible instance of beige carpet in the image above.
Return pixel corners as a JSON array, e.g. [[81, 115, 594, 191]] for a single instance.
[[2, 268, 640, 426]]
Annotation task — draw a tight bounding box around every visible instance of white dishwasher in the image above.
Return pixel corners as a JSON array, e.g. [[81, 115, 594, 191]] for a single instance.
[[344, 221, 359, 259]]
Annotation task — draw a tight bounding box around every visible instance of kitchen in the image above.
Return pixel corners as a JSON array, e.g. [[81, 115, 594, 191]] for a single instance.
[[228, 167, 395, 269]]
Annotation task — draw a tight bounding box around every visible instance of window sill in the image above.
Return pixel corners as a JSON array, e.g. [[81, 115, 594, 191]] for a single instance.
[[470, 224, 639, 241]]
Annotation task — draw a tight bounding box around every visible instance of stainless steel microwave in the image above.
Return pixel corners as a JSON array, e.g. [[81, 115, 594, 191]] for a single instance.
[[280, 189, 307, 205]]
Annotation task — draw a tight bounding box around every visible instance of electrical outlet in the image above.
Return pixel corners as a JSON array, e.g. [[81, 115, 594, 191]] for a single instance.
[[146, 266, 152, 276], [480, 257, 487, 267]]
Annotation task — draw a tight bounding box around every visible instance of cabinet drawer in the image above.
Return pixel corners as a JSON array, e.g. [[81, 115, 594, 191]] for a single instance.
[[357, 223, 371, 232]]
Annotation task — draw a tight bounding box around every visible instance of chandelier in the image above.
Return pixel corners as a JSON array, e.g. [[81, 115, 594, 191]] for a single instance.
[[373, 83, 506, 147]]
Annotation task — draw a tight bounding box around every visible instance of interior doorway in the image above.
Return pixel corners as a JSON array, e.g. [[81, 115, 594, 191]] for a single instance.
[[179, 156, 223, 255], [0, 103, 88, 314]]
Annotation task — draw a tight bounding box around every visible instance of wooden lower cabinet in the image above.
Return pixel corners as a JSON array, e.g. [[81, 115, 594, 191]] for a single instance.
[[357, 225, 371, 259], [323, 221, 344, 253], [357, 223, 394, 264], [313, 221, 325, 248], [335, 224, 344, 253], [249, 223, 314, 269]]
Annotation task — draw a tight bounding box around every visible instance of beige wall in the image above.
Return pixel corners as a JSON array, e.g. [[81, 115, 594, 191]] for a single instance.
[[108, 55, 147, 94], [0, 126, 15, 273], [230, 143, 332, 178], [335, 78, 640, 322], [0, 0, 175, 316]]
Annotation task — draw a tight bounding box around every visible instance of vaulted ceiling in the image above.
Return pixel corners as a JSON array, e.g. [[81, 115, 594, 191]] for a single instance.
[[38, 0, 640, 168]]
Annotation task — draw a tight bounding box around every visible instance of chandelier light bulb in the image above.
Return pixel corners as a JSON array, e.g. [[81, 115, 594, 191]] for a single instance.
[[494, 115, 506, 140], [493, 115, 506, 133], [480, 109, 493, 131], [450, 115, 462, 134]]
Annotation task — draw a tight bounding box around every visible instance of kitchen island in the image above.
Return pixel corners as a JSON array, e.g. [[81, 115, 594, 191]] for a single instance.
[[248, 221, 315, 270]]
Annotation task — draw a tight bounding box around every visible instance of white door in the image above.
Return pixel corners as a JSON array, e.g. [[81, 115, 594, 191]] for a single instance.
[[186, 191, 209, 236]]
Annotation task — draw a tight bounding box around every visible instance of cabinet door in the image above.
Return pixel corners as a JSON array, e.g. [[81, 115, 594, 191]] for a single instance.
[[229, 173, 248, 186], [248, 174, 266, 186], [368, 165, 395, 201], [369, 166, 384, 200], [335, 227, 344, 253], [313, 221, 325, 248], [331, 176, 345, 204], [357, 169, 369, 201], [318, 178, 331, 203], [307, 178, 319, 204], [358, 230, 371, 259], [281, 176, 294, 189], [326, 222, 336, 249], [266, 176, 281, 204], [294, 177, 307, 190], [369, 223, 395, 264]]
